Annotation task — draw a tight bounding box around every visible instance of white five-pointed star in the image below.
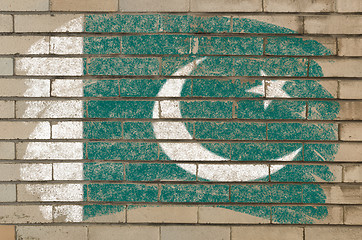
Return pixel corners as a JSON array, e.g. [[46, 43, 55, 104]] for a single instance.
[[246, 70, 291, 109]]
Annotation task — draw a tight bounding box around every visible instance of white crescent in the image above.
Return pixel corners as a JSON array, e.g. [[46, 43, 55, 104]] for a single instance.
[[152, 58, 302, 181]]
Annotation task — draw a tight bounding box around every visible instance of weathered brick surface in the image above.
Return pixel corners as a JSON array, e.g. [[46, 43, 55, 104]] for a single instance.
[[264, 0, 335, 12], [0, 0, 362, 238]]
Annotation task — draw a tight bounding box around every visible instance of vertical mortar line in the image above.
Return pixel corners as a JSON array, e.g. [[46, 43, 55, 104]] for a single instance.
[[188, 0, 191, 12], [335, 37, 339, 56], [305, 101, 309, 120], [263, 37, 267, 56], [196, 204, 200, 224], [86, 224, 90, 240], [158, 225, 162, 240], [301, 16, 305, 35], [48, 0, 51, 12], [261, 0, 265, 12], [341, 164, 344, 183], [337, 79, 340, 99], [12, 14, 14, 33], [342, 205, 345, 224], [125, 205, 128, 223], [303, 227, 306, 240], [229, 225, 232, 240]]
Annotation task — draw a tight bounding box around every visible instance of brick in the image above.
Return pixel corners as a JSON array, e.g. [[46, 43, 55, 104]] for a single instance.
[[340, 81, 362, 99], [265, 37, 336, 56], [84, 37, 121, 54], [336, 0, 362, 12], [87, 100, 154, 118], [232, 226, 303, 240], [0, 0, 49, 11], [308, 101, 362, 120], [345, 206, 362, 224], [0, 15, 12, 32], [16, 100, 82, 118], [0, 122, 50, 139], [0, 164, 51, 181], [127, 206, 197, 223], [0, 184, 16, 202], [272, 206, 343, 224], [51, 79, 83, 97], [338, 38, 362, 56], [0, 79, 50, 97], [0, 58, 13, 76], [51, 0, 118, 11], [0, 101, 14, 118], [15, 15, 83, 32], [344, 165, 362, 182], [305, 227, 362, 240], [53, 163, 83, 180], [89, 226, 159, 240], [0, 36, 49, 54], [0, 205, 52, 223], [310, 59, 362, 77], [321, 185, 362, 204], [333, 143, 362, 162], [0, 225, 15, 240], [50, 37, 83, 54], [17, 226, 87, 240], [199, 206, 270, 224], [119, 0, 189, 12], [52, 122, 82, 139], [340, 123, 362, 141], [16, 57, 83, 76], [232, 16, 302, 34], [82, 205, 126, 223], [304, 16, 362, 34], [161, 226, 230, 240], [190, 0, 262, 12], [0, 142, 15, 159], [264, 0, 334, 12], [84, 163, 124, 181], [17, 142, 82, 159], [122, 35, 191, 55], [17, 184, 83, 201]]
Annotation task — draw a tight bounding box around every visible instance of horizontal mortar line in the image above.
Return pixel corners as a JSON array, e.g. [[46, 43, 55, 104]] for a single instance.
[[6, 201, 362, 206], [0, 97, 359, 101], [0, 118, 354, 122], [3, 75, 362, 80], [3, 223, 362, 227], [3, 32, 362, 38], [13, 181, 362, 186], [4, 180, 359, 185], [0, 160, 357, 165], [8, 54, 362, 59], [0, 139, 345, 143], [5, 54, 362, 59], [2, 11, 362, 15]]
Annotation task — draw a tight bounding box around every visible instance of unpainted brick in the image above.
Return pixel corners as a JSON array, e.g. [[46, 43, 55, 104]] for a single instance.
[[0, 101, 15, 118], [305, 227, 362, 240], [322, 185, 362, 204], [312, 59, 362, 77], [89, 226, 159, 240], [344, 206, 362, 225], [304, 16, 362, 34], [344, 165, 362, 182], [0, 225, 15, 240], [264, 0, 335, 12], [338, 38, 362, 56], [161, 226, 230, 240], [0, 142, 15, 160], [0, 58, 13, 76], [337, 101, 362, 120], [0, 15, 13, 32], [17, 226, 87, 240], [0, 164, 52, 181], [199, 206, 270, 224], [51, 0, 118, 11], [0, 79, 50, 97], [339, 81, 362, 99], [119, 0, 189, 12], [0, 122, 50, 139], [0, 0, 49, 11], [334, 143, 362, 162], [340, 123, 362, 141], [15, 15, 83, 32], [190, 0, 262, 12], [0, 205, 52, 223], [336, 0, 362, 12], [0, 36, 49, 54], [127, 206, 198, 223], [232, 226, 303, 240], [0, 184, 16, 202]]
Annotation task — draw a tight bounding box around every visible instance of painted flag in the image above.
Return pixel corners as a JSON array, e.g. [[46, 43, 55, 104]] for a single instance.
[[19, 14, 340, 224]]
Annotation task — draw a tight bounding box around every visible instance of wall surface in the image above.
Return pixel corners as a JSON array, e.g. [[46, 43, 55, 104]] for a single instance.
[[0, 0, 362, 239]]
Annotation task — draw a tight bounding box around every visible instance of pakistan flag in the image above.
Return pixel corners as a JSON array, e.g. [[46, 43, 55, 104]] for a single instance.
[[80, 14, 339, 224]]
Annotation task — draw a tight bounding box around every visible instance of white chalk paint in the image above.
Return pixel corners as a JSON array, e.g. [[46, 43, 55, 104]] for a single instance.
[[152, 59, 302, 181], [24, 79, 50, 97], [50, 37, 83, 54], [53, 163, 83, 180], [24, 184, 84, 201], [51, 79, 83, 97], [20, 164, 52, 181], [54, 205, 83, 222], [52, 122, 83, 139], [22, 142, 83, 160], [22, 100, 83, 118]]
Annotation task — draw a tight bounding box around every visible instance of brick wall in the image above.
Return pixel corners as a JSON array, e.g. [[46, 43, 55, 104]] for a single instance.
[[0, 0, 362, 239]]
